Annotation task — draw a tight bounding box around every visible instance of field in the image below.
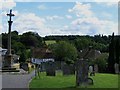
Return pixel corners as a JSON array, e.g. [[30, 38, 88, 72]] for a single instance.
[[45, 40, 56, 45], [29, 71, 119, 88]]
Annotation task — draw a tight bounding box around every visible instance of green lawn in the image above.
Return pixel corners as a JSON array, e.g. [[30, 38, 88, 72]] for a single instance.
[[29, 71, 119, 88], [45, 40, 56, 45]]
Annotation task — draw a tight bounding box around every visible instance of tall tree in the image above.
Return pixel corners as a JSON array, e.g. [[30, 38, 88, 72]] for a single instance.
[[115, 38, 120, 64], [108, 33, 115, 73]]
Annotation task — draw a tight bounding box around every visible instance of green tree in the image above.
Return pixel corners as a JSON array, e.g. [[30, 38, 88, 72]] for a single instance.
[[108, 33, 115, 73], [74, 37, 92, 51], [115, 38, 120, 64], [51, 41, 78, 64], [20, 32, 43, 48], [19, 51, 27, 63]]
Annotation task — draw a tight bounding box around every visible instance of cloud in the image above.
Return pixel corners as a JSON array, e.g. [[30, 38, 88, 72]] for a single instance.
[[46, 15, 63, 20], [0, 25, 2, 33], [38, 4, 47, 10], [93, 0, 118, 2], [66, 17, 118, 35], [68, 2, 93, 18], [96, 2, 118, 7], [12, 13, 63, 36], [65, 15, 72, 19], [0, 0, 16, 10]]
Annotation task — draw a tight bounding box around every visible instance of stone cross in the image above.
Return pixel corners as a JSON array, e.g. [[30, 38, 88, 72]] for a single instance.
[[7, 9, 15, 55], [3, 9, 15, 68]]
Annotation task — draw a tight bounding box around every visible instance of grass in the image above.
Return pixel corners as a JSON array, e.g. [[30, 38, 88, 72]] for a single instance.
[[29, 71, 119, 88], [45, 40, 56, 45]]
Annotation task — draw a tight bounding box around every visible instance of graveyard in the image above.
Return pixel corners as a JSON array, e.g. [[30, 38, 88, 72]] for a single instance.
[[1, 2, 120, 89], [29, 71, 118, 88]]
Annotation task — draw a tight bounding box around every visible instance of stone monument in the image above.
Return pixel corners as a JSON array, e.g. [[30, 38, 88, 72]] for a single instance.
[[45, 61, 55, 76], [76, 59, 89, 86], [2, 9, 15, 68]]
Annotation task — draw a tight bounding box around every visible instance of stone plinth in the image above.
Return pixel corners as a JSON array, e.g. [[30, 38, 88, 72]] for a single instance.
[[3, 55, 12, 68]]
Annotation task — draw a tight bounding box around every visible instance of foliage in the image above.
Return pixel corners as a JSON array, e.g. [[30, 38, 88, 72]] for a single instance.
[[20, 32, 42, 48], [95, 53, 108, 73], [19, 51, 27, 63], [45, 40, 56, 46], [51, 41, 78, 64], [107, 34, 120, 74], [74, 37, 92, 51]]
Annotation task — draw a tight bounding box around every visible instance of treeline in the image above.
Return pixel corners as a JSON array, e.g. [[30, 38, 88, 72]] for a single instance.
[[44, 34, 112, 52], [1, 31, 120, 54]]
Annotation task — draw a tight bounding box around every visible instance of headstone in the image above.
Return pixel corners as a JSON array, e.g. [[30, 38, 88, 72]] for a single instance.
[[114, 63, 119, 74], [20, 62, 29, 71], [94, 64, 98, 73], [89, 65, 95, 76], [45, 61, 55, 76], [76, 59, 89, 86], [89, 66, 93, 73], [62, 63, 75, 75]]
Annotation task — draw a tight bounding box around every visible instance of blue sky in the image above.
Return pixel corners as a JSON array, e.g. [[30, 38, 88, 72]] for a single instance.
[[0, 1, 118, 36]]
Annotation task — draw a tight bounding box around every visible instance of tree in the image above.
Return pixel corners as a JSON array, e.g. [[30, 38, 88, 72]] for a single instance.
[[2, 33, 8, 48], [20, 32, 43, 48], [95, 53, 108, 73], [115, 38, 120, 64], [74, 37, 92, 51], [51, 41, 78, 64], [19, 51, 27, 63], [108, 33, 115, 73]]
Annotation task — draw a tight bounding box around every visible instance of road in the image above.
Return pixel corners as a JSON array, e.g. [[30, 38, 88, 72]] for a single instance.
[[1, 71, 35, 90]]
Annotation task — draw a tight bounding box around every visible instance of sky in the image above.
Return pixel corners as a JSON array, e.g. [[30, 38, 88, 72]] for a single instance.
[[0, 0, 119, 37]]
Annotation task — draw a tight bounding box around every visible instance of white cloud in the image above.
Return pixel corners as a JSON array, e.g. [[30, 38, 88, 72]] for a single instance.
[[69, 17, 118, 35], [1, 10, 18, 17], [93, 0, 119, 2], [0, 0, 16, 10], [12, 13, 62, 36], [0, 25, 2, 33], [96, 2, 118, 7], [66, 2, 118, 35], [38, 4, 47, 10], [46, 15, 63, 20], [65, 15, 72, 19], [69, 2, 93, 18]]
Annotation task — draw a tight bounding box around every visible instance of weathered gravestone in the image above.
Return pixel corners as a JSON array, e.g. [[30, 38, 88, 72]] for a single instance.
[[20, 62, 29, 71], [94, 64, 98, 73], [45, 61, 56, 76], [114, 63, 119, 74], [89, 65, 95, 76], [62, 63, 75, 75], [76, 59, 89, 86]]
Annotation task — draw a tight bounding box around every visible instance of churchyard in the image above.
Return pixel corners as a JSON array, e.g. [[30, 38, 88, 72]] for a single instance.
[[29, 71, 118, 88], [1, 2, 120, 89]]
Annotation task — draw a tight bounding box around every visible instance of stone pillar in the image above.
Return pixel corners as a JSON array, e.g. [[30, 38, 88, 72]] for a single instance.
[[2, 10, 14, 68]]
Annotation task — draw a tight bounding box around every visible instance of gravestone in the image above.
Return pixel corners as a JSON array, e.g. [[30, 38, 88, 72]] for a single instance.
[[45, 61, 56, 76], [89, 65, 95, 76], [62, 63, 75, 75], [76, 59, 89, 86], [20, 62, 29, 71], [114, 63, 119, 74], [94, 64, 98, 73]]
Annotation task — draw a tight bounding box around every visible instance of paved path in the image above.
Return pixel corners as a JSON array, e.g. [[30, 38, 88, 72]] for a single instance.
[[1, 71, 35, 89]]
